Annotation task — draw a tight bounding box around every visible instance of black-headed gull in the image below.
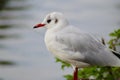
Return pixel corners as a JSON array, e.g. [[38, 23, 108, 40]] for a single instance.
[[34, 12, 120, 80]]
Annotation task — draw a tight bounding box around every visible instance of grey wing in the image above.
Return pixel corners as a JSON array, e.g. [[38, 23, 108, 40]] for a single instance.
[[56, 31, 120, 66]]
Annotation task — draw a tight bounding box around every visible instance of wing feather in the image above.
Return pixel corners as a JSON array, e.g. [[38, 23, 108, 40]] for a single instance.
[[55, 26, 120, 66]]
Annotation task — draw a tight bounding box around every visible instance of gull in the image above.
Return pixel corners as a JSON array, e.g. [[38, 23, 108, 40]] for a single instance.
[[34, 12, 120, 80]]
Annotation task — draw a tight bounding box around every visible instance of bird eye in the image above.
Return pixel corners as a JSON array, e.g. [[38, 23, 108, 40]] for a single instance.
[[47, 19, 51, 23]]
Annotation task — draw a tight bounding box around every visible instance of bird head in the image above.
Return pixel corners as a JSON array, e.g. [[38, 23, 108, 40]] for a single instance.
[[34, 12, 68, 29]]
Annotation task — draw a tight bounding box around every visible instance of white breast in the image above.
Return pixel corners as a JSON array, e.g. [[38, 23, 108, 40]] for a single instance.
[[44, 29, 90, 67]]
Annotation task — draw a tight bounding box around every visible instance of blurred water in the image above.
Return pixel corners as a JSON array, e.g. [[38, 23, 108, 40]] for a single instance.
[[0, 0, 120, 80]]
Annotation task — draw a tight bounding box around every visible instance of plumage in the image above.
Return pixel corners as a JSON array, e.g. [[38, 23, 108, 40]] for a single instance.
[[45, 25, 120, 67], [34, 12, 120, 80]]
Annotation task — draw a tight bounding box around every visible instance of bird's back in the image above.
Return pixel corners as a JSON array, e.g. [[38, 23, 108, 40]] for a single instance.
[[45, 25, 120, 67]]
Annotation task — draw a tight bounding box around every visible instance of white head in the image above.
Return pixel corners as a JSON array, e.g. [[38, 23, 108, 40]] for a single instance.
[[34, 12, 68, 29]]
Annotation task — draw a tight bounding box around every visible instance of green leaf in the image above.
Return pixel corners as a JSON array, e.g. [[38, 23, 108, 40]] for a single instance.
[[109, 29, 120, 38], [64, 74, 73, 80], [55, 58, 71, 70], [109, 33, 116, 37]]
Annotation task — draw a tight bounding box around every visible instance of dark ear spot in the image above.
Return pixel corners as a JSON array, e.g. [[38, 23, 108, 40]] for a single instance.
[[55, 19, 58, 23]]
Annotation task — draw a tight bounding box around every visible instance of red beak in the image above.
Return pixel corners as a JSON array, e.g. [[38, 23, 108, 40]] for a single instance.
[[33, 23, 45, 28]]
